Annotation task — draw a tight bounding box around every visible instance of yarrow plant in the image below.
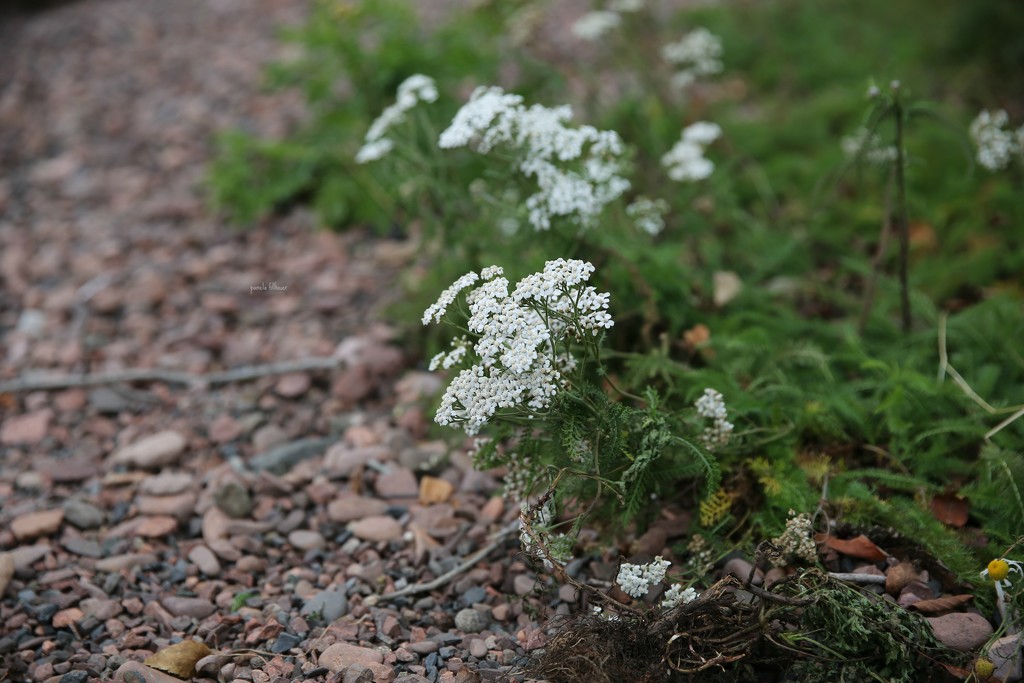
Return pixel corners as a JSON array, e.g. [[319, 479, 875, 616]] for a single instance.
[[969, 109, 1023, 172], [695, 387, 734, 450], [439, 86, 631, 231], [571, 10, 622, 42], [841, 126, 898, 165], [616, 556, 699, 609], [422, 259, 613, 435], [661, 28, 724, 89], [661, 122, 722, 182], [355, 74, 439, 163]]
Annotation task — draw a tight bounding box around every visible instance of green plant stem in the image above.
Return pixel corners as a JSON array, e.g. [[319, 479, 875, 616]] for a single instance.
[[892, 98, 912, 334]]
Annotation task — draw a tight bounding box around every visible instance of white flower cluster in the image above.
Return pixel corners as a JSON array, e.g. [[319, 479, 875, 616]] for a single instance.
[[626, 196, 669, 236], [424, 260, 614, 434], [660, 583, 698, 609], [661, 28, 723, 89], [695, 387, 733, 450], [356, 74, 439, 164], [616, 556, 671, 598], [770, 510, 817, 567], [841, 127, 898, 165], [969, 109, 1023, 172], [661, 121, 721, 182], [571, 10, 621, 41], [439, 86, 630, 231]]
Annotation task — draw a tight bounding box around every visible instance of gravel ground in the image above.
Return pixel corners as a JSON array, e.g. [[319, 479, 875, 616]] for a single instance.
[[2, 2, 1019, 683], [0, 2, 564, 682]]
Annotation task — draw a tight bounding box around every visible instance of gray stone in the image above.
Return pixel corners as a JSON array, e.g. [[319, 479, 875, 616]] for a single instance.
[[62, 537, 103, 558], [288, 530, 325, 551], [213, 481, 252, 518], [109, 430, 187, 469], [188, 544, 221, 575], [341, 664, 375, 683], [159, 596, 216, 619], [461, 586, 487, 607], [139, 472, 193, 496], [926, 612, 993, 651], [250, 437, 333, 474], [454, 607, 487, 633], [374, 467, 418, 498], [722, 556, 762, 586], [270, 632, 303, 654], [990, 633, 1023, 683], [302, 590, 348, 622], [513, 574, 537, 596], [88, 388, 130, 415], [62, 499, 105, 530]]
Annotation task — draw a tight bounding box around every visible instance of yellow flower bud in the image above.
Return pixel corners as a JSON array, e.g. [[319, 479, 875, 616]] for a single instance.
[[988, 559, 1010, 582], [974, 657, 995, 680]]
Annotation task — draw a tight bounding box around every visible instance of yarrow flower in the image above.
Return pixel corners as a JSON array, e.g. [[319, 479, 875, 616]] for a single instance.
[[356, 74, 438, 163], [695, 387, 733, 450], [439, 86, 630, 231], [424, 259, 614, 435], [616, 556, 672, 598], [770, 510, 818, 567], [969, 110, 1022, 172], [626, 196, 669, 236], [661, 28, 723, 89], [661, 122, 721, 182], [660, 583, 698, 609], [841, 127, 898, 165], [571, 10, 622, 41]]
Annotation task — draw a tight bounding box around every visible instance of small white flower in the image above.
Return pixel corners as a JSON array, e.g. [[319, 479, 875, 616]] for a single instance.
[[422, 271, 479, 325], [609, 0, 644, 11], [626, 196, 669, 236], [662, 122, 720, 182], [616, 556, 672, 598], [970, 110, 1020, 172], [356, 74, 438, 164], [662, 28, 723, 89], [696, 388, 733, 450], [571, 11, 622, 41], [439, 87, 630, 231], [841, 127, 898, 165], [660, 583, 698, 609]]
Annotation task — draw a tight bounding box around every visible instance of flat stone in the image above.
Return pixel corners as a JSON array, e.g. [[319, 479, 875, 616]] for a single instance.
[[208, 414, 242, 443], [454, 608, 487, 633], [160, 596, 216, 619], [10, 544, 51, 570], [95, 552, 158, 572], [408, 640, 438, 655], [288, 530, 325, 551], [209, 539, 242, 562], [52, 606, 84, 628], [11, 509, 64, 540], [1, 409, 52, 445], [213, 481, 252, 518], [375, 467, 418, 498], [136, 492, 196, 521], [114, 659, 190, 683], [301, 590, 348, 622], [275, 373, 311, 398], [469, 638, 487, 659], [926, 612, 993, 651], [349, 516, 403, 542], [62, 537, 103, 558], [188, 544, 221, 575], [252, 424, 288, 452], [109, 430, 188, 469], [250, 437, 333, 474], [39, 458, 96, 483], [88, 388, 130, 415], [325, 445, 392, 477], [135, 515, 179, 537], [319, 642, 384, 670], [139, 472, 194, 496], [990, 633, 1023, 683], [62, 499, 105, 530], [327, 496, 389, 523], [0, 553, 13, 596], [513, 574, 537, 596], [80, 598, 123, 620]]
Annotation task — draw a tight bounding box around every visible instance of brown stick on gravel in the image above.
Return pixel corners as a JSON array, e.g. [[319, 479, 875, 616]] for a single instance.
[[0, 357, 346, 393]]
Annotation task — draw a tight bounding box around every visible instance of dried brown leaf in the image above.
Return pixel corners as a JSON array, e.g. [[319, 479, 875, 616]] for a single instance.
[[814, 533, 888, 561], [906, 594, 974, 613], [144, 640, 212, 679], [930, 493, 969, 528], [419, 476, 454, 505]]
